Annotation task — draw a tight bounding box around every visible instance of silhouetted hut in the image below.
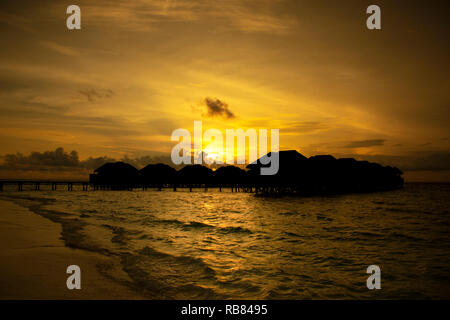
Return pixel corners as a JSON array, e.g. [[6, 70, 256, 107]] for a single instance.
[[177, 165, 213, 186], [140, 163, 177, 186], [214, 165, 246, 185], [89, 162, 139, 189], [247, 150, 403, 195], [246, 150, 308, 185]]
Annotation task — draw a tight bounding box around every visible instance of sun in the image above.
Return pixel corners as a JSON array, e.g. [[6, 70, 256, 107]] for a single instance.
[[203, 150, 223, 164]]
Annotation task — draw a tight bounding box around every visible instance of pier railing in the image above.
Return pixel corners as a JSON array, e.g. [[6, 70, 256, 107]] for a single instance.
[[0, 180, 90, 191], [0, 180, 402, 195], [0, 180, 263, 193]]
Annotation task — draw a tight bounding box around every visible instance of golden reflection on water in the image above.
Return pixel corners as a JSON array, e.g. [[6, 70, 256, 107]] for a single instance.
[[5, 183, 450, 299]]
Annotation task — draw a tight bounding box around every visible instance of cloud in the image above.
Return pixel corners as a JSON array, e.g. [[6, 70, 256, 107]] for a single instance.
[[0, 147, 176, 174], [344, 139, 386, 148], [339, 152, 450, 172], [401, 152, 450, 172], [0, 102, 142, 138], [282, 121, 330, 134], [2, 147, 79, 170], [0, 11, 37, 34], [119, 154, 176, 169], [204, 97, 235, 119], [229, 9, 295, 34], [78, 0, 294, 34], [0, 147, 121, 172], [1, 148, 450, 182], [78, 88, 114, 103], [41, 41, 80, 57], [0, 147, 116, 179]]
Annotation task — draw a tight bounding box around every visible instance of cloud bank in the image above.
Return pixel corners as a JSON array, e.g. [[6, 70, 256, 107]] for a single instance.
[[0, 147, 176, 179], [1, 147, 450, 182], [344, 139, 386, 148]]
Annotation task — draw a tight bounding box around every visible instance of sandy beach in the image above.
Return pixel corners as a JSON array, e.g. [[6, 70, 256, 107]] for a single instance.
[[0, 199, 144, 299]]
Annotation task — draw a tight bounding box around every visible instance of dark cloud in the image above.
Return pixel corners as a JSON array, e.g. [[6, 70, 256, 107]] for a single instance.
[[78, 89, 114, 103], [398, 152, 450, 172], [342, 152, 450, 172], [204, 97, 235, 119], [0, 147, 113, 171], [119, 154, 177, 169], [344, 139, 386, 148], [81, 156, 116, 170], [282, 121, 329, 134], [0, 147, 177, 174], [3, 147, 79, 169]]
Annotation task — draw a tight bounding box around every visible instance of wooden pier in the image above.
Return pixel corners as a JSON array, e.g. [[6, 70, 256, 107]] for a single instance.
[[0, 180, 89, 192], [0, 180, 280, 194], [0, 180, 312, 197]]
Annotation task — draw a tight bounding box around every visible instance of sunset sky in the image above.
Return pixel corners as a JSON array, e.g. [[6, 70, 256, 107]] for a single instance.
[[0, 0, 449, 181]]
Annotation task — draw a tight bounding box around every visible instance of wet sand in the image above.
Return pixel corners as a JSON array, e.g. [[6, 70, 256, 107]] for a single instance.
[[0, 199, 144, 299]]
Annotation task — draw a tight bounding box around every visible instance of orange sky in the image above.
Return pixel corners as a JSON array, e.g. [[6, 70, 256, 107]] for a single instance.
[[0, 0, 449, 181]]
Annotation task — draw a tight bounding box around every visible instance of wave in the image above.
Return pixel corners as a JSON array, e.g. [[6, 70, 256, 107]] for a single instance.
[[219, 226, 252, 234], [184, 221, 215, 230], [387, 231, 424, 242], [3, 185, 450, 299], [144, 217, 253, 235], [316, 214, 333, 221], [118, 246, 222, 299], [102, 224, 143, 245], [279, 211, 299, 216], [82, 209, 98, 214], [284, 231, 302, 238], [372, 200, 406, 206], [386, 207, 431, 215]]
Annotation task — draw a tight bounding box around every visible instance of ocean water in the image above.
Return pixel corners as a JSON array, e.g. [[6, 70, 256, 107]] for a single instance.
[[2, 183, 450, 299]]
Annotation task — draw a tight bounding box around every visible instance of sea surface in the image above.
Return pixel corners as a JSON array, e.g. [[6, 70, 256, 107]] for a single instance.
[[2, 183, 450, 299]]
